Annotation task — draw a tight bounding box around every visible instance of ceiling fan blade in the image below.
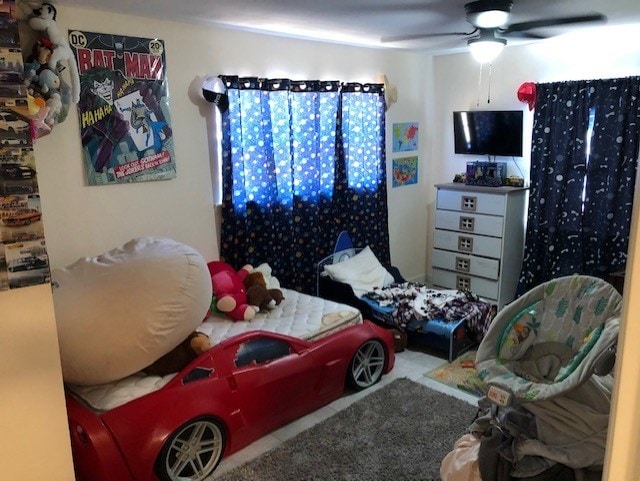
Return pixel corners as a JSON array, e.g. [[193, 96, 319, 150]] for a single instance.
[[502, 13, 606, 34], [505, 31, 548, 40], [381, 31, 475, 43]]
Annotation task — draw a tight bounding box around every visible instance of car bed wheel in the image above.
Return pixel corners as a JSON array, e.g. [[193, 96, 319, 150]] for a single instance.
[[347, 339, 386, 391], [156, 417, 225, 481]]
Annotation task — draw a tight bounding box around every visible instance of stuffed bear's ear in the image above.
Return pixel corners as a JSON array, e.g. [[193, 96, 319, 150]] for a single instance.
[[244, 271, 266, 289]]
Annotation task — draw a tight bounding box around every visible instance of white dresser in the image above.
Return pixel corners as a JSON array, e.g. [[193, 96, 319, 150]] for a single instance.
[[432, 183, 528, 310]]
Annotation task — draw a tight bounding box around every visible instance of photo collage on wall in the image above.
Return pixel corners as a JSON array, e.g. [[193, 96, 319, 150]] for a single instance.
[[391, 122, 419, 188], [68, 30, 176, 185], [0, 1, 50, 291]]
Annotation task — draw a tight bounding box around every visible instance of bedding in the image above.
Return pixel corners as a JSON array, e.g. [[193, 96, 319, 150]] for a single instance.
[[362, 283, 494, 341], [68, 288, 362, 412], [323, 245, 395, 297], [318, 248, 495, 361]]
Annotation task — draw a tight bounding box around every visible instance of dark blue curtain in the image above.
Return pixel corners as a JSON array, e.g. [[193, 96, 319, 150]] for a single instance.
[[518, 77, 640, 295], [219, 76, 389, 294]]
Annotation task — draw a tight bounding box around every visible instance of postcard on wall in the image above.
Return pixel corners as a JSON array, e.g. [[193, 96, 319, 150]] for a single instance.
[[392, 122, 419, 152], [392, 155, 418, 188], [68, 31, 176, 185]]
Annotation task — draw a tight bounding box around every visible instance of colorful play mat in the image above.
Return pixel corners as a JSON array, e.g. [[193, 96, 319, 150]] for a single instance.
[[425, 350, 486, 397]]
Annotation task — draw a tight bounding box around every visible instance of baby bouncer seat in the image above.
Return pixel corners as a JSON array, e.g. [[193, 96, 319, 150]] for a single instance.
[[444, 275, 622, 480]]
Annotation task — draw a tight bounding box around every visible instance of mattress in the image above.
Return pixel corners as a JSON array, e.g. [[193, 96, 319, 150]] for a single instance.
[[69, 288, 361, 412], [198, 288, 362, 343]]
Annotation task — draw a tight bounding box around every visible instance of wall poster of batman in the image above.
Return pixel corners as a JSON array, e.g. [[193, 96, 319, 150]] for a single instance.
[[68, 30, 176, 185]]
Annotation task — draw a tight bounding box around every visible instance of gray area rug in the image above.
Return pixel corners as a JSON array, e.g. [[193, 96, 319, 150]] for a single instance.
[[216, 378, 478, 481]]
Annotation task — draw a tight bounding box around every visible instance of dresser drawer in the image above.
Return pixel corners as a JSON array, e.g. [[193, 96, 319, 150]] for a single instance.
[[435, 209, 504, 237], [432, 249, 500, 280], [433, 229, 502, 259], [437, 189, 506, 216], [433, 268, 499, 301]]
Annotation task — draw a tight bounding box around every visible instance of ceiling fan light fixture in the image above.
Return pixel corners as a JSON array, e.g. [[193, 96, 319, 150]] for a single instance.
[[472, 10, 510, 28], [468, 36, 506, 63], [465, 0, 513, 28]]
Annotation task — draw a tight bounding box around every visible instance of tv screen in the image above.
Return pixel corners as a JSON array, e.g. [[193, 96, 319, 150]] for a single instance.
[[453, 110, 523, 157]]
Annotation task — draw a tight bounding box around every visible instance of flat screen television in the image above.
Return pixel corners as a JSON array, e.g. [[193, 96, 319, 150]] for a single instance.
[[453, 110, 523, 157]]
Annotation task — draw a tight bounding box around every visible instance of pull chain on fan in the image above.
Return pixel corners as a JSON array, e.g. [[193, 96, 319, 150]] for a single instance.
[[476, 61, 494, 107]]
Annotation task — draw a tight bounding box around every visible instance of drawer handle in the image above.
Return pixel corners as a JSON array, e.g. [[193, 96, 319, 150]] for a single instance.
[[461, 195, 477, 212], [455, 256, 470, 273], [456, 275, 471, 291], [458, 236, 473, 252], [459, 216, 475, 232]]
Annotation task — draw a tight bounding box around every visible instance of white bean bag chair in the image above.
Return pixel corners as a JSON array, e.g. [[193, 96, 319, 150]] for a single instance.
[[52, 237, 212, 386]]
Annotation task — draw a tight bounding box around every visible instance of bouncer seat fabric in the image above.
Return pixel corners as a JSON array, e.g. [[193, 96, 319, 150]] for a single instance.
[[475, 275, 621, 401], [52, 237, 212, 386]]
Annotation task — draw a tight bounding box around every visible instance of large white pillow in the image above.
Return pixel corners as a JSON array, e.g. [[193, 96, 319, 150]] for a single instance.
[[323, 246, 394, 297], [52, 237, 212, 386]]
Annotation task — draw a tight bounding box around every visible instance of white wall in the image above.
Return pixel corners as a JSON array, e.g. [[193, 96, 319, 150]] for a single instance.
[[0, 6, 433, 479], [428, 24, 640, 284], [4, 4, 640, 479], [0, 284, 75, 481], [430, 24, 640, 480], [35, 6, 433, 283]]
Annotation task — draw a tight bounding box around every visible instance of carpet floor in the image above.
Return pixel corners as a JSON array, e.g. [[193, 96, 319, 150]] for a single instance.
[[215, 378, 478, 481]]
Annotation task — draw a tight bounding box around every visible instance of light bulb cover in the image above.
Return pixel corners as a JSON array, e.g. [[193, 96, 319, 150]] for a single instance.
[[468, 37, 506, 63], [472, 10, 510, 28], [465, 0, 513, 28]]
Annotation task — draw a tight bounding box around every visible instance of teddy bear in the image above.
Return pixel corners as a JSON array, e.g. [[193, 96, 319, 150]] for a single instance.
[[142, 331, 212, 377], [207, 260, 256, 321], [243, 271, 285, 312]]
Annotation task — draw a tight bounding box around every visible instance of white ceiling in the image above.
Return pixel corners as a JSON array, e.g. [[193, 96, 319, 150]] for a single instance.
[[55, 0, 640, 54]]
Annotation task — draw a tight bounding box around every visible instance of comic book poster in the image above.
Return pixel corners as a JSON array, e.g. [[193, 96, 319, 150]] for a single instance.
[[68, 31, 176, 185]]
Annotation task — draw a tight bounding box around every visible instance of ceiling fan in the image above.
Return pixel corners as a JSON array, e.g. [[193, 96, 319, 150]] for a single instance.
[[382, 0, 606, 63]]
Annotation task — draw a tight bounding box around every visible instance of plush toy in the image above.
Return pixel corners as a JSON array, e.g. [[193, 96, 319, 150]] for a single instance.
[[243, 271, 285, 312], [36, 68, 59, 95], [45, 91, 62, 126], [142, 331, 212, 377], [28, 3, 80, 103], [253, 263, 282, 290], [207, 261, 256, 321], [24, 37, 54, 91]]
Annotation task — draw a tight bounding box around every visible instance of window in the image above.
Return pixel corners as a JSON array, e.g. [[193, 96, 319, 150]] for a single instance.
[[218, 76, 390, 294], [221, 78, 384, 211], [234, 338, 291, 368]]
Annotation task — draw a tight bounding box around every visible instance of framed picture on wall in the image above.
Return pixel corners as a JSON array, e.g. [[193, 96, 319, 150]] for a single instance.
[[392, 155, 418, 188], [392, 122, 419, 152], [69, 30, 176, 185]]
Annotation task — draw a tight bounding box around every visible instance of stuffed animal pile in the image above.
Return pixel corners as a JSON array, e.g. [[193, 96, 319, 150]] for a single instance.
[[17, 1, 80, 138], [140, 261, 285, 376], [207, 260, 284, 321]]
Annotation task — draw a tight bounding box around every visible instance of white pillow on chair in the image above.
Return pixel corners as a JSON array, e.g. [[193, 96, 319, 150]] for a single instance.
[[323, 246, 394, 297]]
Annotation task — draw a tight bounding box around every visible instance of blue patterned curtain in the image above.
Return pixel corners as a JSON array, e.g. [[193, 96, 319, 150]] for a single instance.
[[518, 77, 640, 295], [219, 76, 389, 293]]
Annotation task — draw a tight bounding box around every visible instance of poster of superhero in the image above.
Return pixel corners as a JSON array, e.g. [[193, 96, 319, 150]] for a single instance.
[[68, 31, 176, 185]]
